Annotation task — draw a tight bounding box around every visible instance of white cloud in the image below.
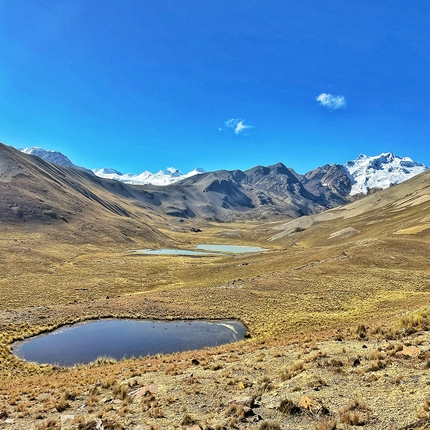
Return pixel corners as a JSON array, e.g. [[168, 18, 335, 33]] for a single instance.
[[224, 118, 254, 135], [316, 93, 346, 109]]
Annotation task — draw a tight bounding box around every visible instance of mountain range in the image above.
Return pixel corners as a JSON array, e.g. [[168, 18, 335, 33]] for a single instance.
[[2, 144, 425, 224], [21, 146, 427, 197], [92, 166, 207, 186]]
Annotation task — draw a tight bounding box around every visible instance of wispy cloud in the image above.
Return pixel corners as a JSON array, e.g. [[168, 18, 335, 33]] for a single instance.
[[224, 118, 254, 135], [316, 93, 346, 110]]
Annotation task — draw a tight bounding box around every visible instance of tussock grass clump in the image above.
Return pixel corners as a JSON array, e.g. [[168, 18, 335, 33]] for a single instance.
[[35, 418, 60, 430], [54, 392, 71, 412], [366, 350, 385, 361], [257, 376, 275, 395], [181, 413, 198, 426], [77, 420, 98, 430], [278, 398, 301, 415], [355, 323, 367, 339], [417, 397, 430, 419], [225, 402, 246, 426], [89, 356, 118, 367], [315, 418, 337, 430], [101, 376, 116, 389], [338, 399, 371, 426], [386, 342, 404, 355], [395, 310, 430, 334], [112, 383, 128, 400], [259, 422, 282, 430], [365, 359, 387, 372], [280, 360, 304, 381], [76, 419, 123, 430], [307, 376, 327, 389]]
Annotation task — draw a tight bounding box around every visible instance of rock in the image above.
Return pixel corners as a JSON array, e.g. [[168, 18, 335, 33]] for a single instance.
[[250, 414, 263, 422], [397, 346, 421, 358], [4, 418, 14, 424], [231, 395, 255, 408], [61, 415, 75, 422], [130, 384, 158, 398], [191, 358, 200, 365], [348, 356, 361, 367], [187, 426, 201, 430], [299, 396, 329, 416], [99, 397, 112, 403], [244, 407, 255, 417]]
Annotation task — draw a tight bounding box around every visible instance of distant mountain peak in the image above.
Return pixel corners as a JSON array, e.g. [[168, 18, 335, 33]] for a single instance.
[[19, 146, 428, 197], [93, 166, 206, 186], [21, 147, 93, 175], [21, 146, 74, 166], [344, 152, 428, 195], [93, 167, 123, 176]]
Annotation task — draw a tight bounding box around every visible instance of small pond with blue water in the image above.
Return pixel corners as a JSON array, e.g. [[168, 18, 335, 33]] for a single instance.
[[133, 244, 267, 256], [13, 319, 248, 366]]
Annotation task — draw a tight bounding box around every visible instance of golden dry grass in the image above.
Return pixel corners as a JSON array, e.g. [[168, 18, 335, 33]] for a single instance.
[[1, 165, 430, 427]]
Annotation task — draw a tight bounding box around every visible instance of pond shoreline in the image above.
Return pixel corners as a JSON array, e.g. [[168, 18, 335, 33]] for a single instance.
[[12, 318, 249, 367], [130, 243, 267, 256]]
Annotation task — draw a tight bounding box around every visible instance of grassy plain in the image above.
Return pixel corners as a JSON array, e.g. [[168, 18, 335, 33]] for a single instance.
[[1, 170, 430, 428]]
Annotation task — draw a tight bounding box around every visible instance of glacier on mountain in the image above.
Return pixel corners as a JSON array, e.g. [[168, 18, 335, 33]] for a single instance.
[[92, 166, 206, 186], [20, 146, 427, 194], [344, 152, 428, 195]]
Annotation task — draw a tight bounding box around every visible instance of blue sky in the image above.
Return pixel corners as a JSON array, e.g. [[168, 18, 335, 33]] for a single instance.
[[1, 1, 429, 174]]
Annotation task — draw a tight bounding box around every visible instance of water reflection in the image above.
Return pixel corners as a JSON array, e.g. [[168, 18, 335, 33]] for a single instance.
[[13, 319, 248, 366]]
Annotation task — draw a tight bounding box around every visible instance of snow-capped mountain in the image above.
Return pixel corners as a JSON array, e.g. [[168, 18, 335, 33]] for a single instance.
[[21, 147, 205, 185], [19, 146, 427, 194], [344, 152, 428, 195], [93, 167, 123, 176], [21, 147, 94, 175], [92, 166, 207, 186]]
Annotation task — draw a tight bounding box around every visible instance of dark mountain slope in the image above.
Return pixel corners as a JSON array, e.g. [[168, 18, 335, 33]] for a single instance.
[[136, 163, 342, 221], [0, 143, 171, 246], [1, 143, 365, 225], [303, 164, 353, 207]]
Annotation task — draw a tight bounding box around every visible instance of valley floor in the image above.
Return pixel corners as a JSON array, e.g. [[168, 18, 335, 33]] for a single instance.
[[1, 219, 430, 429]]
